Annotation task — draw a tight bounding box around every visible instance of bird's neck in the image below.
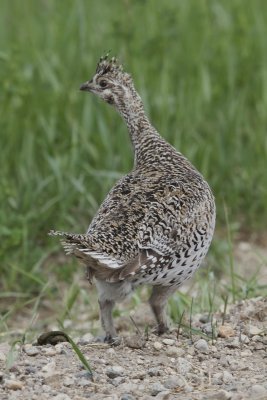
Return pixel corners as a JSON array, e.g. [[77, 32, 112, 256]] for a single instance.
[[116, 92, 159, 166]]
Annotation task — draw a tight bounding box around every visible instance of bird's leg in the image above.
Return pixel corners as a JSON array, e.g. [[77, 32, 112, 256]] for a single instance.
[[149, 285, 177, 335], [98, 298, 118, 343]]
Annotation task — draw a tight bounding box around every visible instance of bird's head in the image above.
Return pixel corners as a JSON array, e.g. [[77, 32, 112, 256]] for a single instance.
[[80, 55, 136, 107]]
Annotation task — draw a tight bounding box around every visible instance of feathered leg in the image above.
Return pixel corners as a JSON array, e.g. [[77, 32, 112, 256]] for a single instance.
[[149, 285, 177, 334]]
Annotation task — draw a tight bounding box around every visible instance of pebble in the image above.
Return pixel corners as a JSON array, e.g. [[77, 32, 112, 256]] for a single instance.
[[79, 332, 94, 344], [5, 379, 24, 390], [246, 325, 262, 336], [177, 357, 192, 374], [63, 377, 75, 387], [124, 335, 145, 349], [155, 391, 171, 399], [194, 339, 209, 354], [42, 347, 57, 356], [24, 344, 40, 356], [120, 393, 136, 400], [250, 384, 267, 396], [150, 382, 166, 396], [165, 346, 181, 357], [163, 375, 185, 389], [162, 338, 175, 346], [111, 376, 126, 387], [106, 365, 124, 378], [218, 325, 235, 338], [53, 395, 72, 400], [207, 390, 232, 400], [41, 361, 56, 377], [153, 341, 163, 351], [222, 370, 233, 383], [77, 378, 92, 387], [148, 367, 161, 377]]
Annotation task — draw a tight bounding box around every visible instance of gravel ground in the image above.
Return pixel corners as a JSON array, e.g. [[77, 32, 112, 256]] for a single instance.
[[0, 297, 266, 400]]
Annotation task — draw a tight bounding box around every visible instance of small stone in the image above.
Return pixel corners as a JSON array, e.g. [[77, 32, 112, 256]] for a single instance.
[[5, 379, 24, 390], [120, 395, 136, 400], [77, 378, 92, 387], [79, 332, 94, 344], [54, 395, 72, 400], [150, 382, 166, 396], [187, 347, 195, 356], [162, 338, 175, 346], [63, 377, 74, 387], [42, 347, 56, 356], [153, 341, 163, 351], [124, 335, 145, 349], [218, 325, 235, 338], [41, 361, 56, 377], [55, 343, 66, 354], [106, 365, 124, 379], [251, 384, 267, 396], [212, 372, 223, 385], [207, 390, 232, 400], [222, 370, 233, 383], [163, 375, 185, 389], [106, 347, 116, 355], [247, 325, 263, 336], [194, 339, 209, 354], [155, 391, 171, 399], [23, 344, 40, 356], [241, 334, 249, 343], [177, 357, 192, 374], [166, 346, 184, 357], [111, 376, 126, 387], [148, 367, 161, 377]]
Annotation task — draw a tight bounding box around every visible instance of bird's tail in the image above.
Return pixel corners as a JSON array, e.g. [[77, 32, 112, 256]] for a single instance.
[[48, 230, 92, 255]]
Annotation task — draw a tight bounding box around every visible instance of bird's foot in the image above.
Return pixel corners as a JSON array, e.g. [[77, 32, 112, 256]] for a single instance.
[[94, 334, 121, 346]]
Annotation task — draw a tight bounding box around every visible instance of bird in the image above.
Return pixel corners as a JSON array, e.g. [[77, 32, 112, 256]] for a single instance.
[[49, 55, 216, 343]]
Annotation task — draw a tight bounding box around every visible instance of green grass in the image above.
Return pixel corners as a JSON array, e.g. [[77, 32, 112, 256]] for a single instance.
[[0, 0, 267, 334]]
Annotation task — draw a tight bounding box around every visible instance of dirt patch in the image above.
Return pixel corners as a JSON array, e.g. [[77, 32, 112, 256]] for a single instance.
[[0, 297, 266, 400]]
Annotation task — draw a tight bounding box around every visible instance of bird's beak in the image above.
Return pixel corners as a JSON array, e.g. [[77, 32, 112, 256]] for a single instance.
[[80, 80, 93, 92]]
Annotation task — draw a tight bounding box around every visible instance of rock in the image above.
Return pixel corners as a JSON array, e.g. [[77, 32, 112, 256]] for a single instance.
[[206, 390, 232, 400], [54, 395, 72, 400], [63, 377, 74, 386], [111, 376, 126, 387], [250, 384, 267, 397], [194, 339, 209, 354], [41, 361, 56, 377], [155, 391, 171, 399], [42, 347, 57, 356], [106, 365, 124, 378], [150, 382, 166, 396], [153, 341, 163, 351], [165, 346, 185, 357], [148, 367, 161, 377], [77, 378, 92, 387], [162, 338, 175, 346], [124, 335, 145, 349], [163, 375, 185, 389], [5, 379, 24, 390], [120, 394, 136, 400], [79, 332, 94, 344], [218, 325, 235, 338], [212, 372, 223, 385], [177, 357, 192, 374], [247, 325, 262, 336], [240, 334, 249, 344], [222, 370, 233, 383], [23, 344, 40, 356]]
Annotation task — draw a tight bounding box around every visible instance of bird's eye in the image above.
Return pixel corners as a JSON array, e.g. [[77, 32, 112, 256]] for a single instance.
[[99, 80, 108, 88]]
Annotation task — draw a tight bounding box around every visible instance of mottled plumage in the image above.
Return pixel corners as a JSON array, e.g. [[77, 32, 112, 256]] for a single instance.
[[50, 55, 216, 341]]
